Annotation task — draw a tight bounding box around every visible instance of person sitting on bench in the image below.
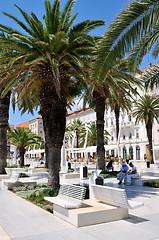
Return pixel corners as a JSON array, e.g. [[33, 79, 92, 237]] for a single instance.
[[126, 162, 139, 185], [117, 160, 129, 184]]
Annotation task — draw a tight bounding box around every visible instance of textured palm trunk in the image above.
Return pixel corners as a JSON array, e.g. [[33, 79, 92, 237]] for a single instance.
[[39, 67, 67, 190], [0, 90, 11, 174], [146, 120, 153, 163], [41, 102, 66, 189], [19, 147, 25, 167], [114, 103, 120, 139], [93, 90, 106, 172]]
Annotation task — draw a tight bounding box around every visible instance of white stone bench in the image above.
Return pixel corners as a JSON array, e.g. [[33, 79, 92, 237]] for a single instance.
[[91, 184, 144, 209], [2, 171, 36, 190], [45, 184, 86, 209]]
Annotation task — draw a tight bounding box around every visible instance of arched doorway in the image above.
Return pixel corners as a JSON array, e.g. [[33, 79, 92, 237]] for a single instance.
[[129, 146, 133, 160], [123, 147, 126, 160], [136, 146, 140, 160]]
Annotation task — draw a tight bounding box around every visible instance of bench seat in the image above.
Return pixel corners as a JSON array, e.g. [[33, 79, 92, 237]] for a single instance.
[[45, 195, 82, 209], [44, 184, 86, 209]]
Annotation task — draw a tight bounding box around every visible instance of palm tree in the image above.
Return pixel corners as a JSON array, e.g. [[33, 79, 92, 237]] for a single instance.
[[0, 90, 10, 173], [87, 123, 109, 146], [107, 91, 132, 139], [7, 128, 43, 167], [0, 0, 104, 189], [84, 59, 141, 171], [66, 119, 86, 148], [0, 35, 14, 174], [132, 94, 159, 163], [93, 0, 159, 82]]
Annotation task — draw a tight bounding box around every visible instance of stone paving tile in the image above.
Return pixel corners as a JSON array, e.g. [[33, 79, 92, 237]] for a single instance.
[[0, 226, 11, 240]]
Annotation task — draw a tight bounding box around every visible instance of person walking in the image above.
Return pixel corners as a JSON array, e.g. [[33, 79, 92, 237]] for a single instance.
[[117, 160, 129, 184]]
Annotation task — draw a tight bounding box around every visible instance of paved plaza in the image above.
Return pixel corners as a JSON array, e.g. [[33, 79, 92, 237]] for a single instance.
[[0, 162, 159, 240]]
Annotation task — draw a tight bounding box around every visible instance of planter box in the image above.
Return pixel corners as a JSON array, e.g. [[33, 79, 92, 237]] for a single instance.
[[5, 168, 27, 175]]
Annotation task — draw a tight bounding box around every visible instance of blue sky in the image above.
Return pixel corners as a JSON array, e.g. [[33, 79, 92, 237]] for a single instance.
[[1, 0, 157, 125]]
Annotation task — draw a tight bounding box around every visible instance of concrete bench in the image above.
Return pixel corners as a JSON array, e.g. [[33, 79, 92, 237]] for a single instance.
[[91, 184, 144, 209], [45, 184, 86, 209], [2, 171, 36, 190]]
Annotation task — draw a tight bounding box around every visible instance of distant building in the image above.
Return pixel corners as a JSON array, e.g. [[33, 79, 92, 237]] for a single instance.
[[29, 116, 44, 140]]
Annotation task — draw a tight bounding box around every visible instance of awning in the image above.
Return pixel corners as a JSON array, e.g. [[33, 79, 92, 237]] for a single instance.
[[25, 149, 45, 154]]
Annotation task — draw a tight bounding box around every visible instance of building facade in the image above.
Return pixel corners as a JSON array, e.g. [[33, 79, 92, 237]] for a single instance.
[[29, 116, 45, 140]]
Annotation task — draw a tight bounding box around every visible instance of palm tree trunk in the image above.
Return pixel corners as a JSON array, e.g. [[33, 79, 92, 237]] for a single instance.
[[39, 78, 67, 190], [114, 102, 120, 139], [0, 90, 11, 174], [93, 90, 106, 172], [19, 147, 25, 167], [146, 120, 153, 163]]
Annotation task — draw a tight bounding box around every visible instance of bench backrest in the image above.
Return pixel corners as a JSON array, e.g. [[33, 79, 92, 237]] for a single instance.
[[10, 171, 19, 181], [59, 184, 86, 201], [91, 184, 131, 209]]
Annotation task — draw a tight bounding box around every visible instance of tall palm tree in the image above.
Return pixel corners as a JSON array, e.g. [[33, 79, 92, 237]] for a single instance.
[[132, 94, 159, 163], [84, 59, 141, 171], [0, 0, 104, 189], [107, 91, 132, 139], [0, 90, 10, 173], [7, 128, 43, 167], [0, 35, 14, 174]]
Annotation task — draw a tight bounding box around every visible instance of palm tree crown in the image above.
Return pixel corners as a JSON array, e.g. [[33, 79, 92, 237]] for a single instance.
[[93, 0, 159, 82], [0, 0, 104, 189], [133, 94, 159, 162], [7, 127, 43, 167], [133, 95, 159, 125]]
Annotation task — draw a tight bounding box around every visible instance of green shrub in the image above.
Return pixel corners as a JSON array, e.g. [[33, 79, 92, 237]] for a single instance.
[[6, 165, 18, 168], [99, 171, 119, 179], [144, 181, 159, 188], [67, 169, 74, 173], [18, 173, 30, 178]]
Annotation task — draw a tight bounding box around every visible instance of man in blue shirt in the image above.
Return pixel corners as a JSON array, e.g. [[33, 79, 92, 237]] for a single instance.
[[117, 160, 129, 184]]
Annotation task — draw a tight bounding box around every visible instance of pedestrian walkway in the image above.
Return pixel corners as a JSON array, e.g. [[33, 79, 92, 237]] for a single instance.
[[1, 173, 159, 240]]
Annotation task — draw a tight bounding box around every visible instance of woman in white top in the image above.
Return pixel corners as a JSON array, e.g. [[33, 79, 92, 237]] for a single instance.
[[126, 162, 139, 185]]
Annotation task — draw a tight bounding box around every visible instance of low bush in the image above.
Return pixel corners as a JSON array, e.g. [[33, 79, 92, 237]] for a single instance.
[[99, 171, 120, 179], [11, 183, 58, 213], [18, 173, 30, 178], [144, 181, 159, 188]]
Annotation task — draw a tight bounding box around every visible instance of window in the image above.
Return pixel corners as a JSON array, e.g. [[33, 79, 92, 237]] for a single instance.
[[122, 115, 125, 123], [123, 147, 126, 159], [129, 133, 132, 139], [128, 115, 131, 122], [40, 131, 43, 137], [123, 134, 126, 139], [105, 119, 108, 127], [40, 123, 43, 128], [136, 129, 139, 138], [106, 151, 109, 157], [129, 147, 133, 159], [111, 119, 114, 126], [111, 150, 114, 157], [136, 146, 140, 160]]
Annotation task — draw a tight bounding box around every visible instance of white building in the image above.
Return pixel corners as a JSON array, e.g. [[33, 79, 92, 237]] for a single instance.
[[29, 116, 44, 139], [65, 67, 159, 162]]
